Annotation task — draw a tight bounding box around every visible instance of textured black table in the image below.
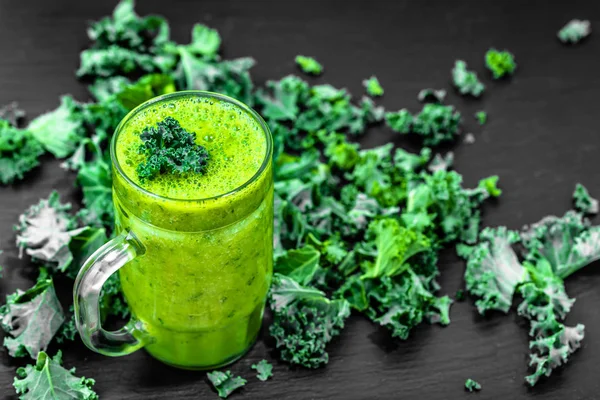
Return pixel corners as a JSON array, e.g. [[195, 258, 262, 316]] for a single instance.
[[1, 1, 600, 399]]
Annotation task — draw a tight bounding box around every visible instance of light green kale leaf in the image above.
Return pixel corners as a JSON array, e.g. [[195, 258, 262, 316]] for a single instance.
[[452, 60, 484, 97], [13, 351, 98, 400], [363, 76, 384, 97], [485, 49, 516, 79], [206, 370, 247, 398], [27, 96, 87, 158], [0, 119, 44, 184], [251, 359, 273, 381], [295, 55, 323, 75], [0, 279, 65, 359]]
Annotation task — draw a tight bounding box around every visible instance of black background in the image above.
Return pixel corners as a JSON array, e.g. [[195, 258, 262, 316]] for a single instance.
[[1, 1, 600, 399]]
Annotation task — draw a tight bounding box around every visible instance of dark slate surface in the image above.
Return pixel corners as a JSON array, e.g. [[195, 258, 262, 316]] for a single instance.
[[1, 1, 600, 399]]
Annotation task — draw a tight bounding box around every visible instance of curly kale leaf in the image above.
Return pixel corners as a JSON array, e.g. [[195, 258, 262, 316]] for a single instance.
[[136, 116, 209, 182], [206, 370, 247, 398], [558, 19, 591, 44], [573, 183, 598, 215], [295, 55, 323, 75], [485, 49, 516, 79], [0, 120, 44, 185], [27, 96, 87, 158], [360, 218, 430, 279], [387, 104, 461, 146], [15, 191, 108, 276], [475, 110, 487, 125], [269, 274, 350, 368], [54, 305, 77, 344], [15, 191, 82, 269], [518, 280, 584, 386], [251, 359, 273, 381], [452, 60, 484, 97], [176, 49, 255, 105], [78, 45, 174, 78], [363, 76, 384, 97], [402, 170, 494, 244], [459, 227, 527, 314], [275, 245, 321, 286], [78, 0, 174, 78], [428, 152, 454, 173], [521, 211, 600, 279], [13, 351, 98, 400], [177, 23, 221, 58], [0, 279, 65, 359]]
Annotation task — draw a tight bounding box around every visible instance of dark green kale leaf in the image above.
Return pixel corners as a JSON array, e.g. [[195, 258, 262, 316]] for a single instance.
[[27, 96, 87, 158], [13, 351, 98, 400], [0, 120, 44, 184], [78, 0, 174, 78], [269, 274, 350, 368], [386, 104, 462, 146], [0, 279, 65, 359], [54, 305, 77, 344], [485, 49, 516, 79], [452, 60, 484, 97], [175, 48, 255, 105], [458, 227, 527, 314], [521, 211, 600, 279], [558, 19, 591, 44], [251, 359, 273, 381], [465, 378, 481, 392], [206, 370, 247, 398], [136, 116, 209, 182], [363, 76, 384, 97], [295, 56, 323, 75], [573, 183, 598, 215]]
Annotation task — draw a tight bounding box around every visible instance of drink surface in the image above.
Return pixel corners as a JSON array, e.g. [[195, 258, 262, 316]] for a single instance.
[[115, 94, 267, 200], [112, 92, 274, 369]]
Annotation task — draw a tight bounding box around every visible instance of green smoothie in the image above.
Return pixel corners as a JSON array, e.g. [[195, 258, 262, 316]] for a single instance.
[[111, 92, 273, 369]]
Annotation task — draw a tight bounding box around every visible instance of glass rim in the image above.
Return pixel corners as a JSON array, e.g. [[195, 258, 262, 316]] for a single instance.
[[110, 90, 273, 204]]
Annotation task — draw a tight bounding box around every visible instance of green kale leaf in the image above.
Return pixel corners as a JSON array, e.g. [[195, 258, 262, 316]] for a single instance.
[[363, 76, 384, 97], [475, 111, 487, 125], [206, 370, 247, 398], [558, 19, 591, 44], [251, 359, 273, 381], [573, 183, 598, 215], [275, 245, 321, 285], [485, 49, 516, 79], [295, 55, 323, 75], [27, 96, 87, 158], [136, 116, 209, 182], [269, 274, 350, 368], [387, 104, 462, 146], [459, 227, 527, 314], [360, 218, 430, 279], [465, 378, 481, 392], [0, 120, 44, 184], [175, 48, 255, 105], [177, 23, 221, 58], [13, 351, 98, 400], [521, 211, 600, 279], [0, 279, 65, 359], [115, 73, 176, 111], [452, 60, 484, 97]]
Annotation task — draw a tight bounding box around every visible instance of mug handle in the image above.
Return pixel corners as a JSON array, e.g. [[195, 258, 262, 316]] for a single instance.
[[74, 231, 151, 356]]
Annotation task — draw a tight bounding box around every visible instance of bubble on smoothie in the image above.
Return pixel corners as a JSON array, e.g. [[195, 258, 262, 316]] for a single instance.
[[115, 96, 267, 200]]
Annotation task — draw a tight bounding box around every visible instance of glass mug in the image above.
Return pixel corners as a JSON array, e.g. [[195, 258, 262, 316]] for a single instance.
[[74, 91, 274, 370]]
